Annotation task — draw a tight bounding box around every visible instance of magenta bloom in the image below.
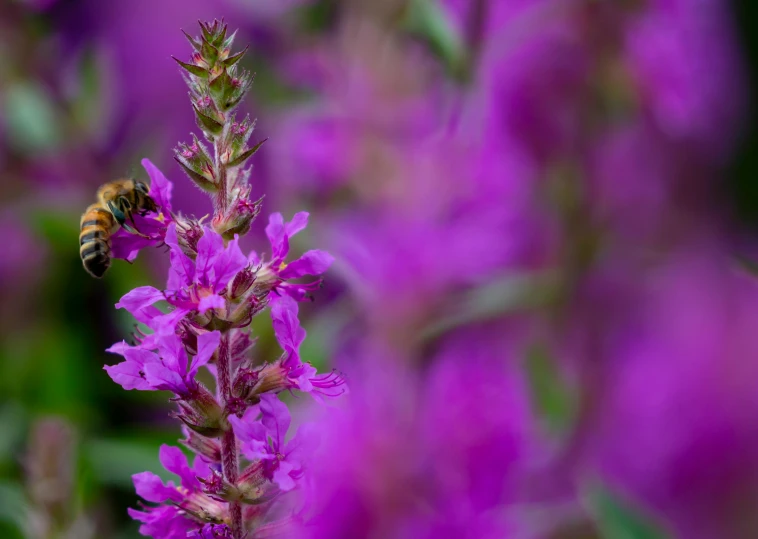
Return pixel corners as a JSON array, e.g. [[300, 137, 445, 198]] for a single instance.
[[111, 159, 175, 262], [229, 394, 315, 492], [114, 224, 247, 336], [189, 524, 233, 538], [128, 445, 228, 539], [104, 331, 220, 396], [256, 295, 347, 399], [252, 212, 334, 301]]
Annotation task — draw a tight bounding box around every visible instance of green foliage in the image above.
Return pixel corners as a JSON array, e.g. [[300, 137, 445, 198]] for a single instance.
[[587, 484, 671, 539]]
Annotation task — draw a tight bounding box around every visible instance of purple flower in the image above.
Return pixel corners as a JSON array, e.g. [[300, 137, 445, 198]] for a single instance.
[[302, 328, 544, 538], [189, 524, 234, 538], [228, 394, 316, 492], [576, 247, 758, 539], [104, 331, 219, 396], [128, 445, 228, 539], [111, 159, 175, 262], [114, 224, 247, 335], [256, 295, 347, 399], [252, 212, 334, 301]]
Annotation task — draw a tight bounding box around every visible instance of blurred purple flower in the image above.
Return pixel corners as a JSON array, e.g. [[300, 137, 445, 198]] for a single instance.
[[576, 246, 758, 539], [623, 0, 746, 159], [302, 327, 548, 538]]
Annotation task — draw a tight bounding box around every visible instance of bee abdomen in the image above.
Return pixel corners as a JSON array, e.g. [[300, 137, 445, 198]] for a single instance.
[[80, 204, 115, 278]]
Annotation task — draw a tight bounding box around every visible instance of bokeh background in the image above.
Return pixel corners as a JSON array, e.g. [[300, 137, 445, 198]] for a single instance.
[[2, 0, 758, 537]]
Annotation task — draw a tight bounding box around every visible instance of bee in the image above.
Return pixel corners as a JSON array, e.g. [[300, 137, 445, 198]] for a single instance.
[[79, 179, 157, 278]]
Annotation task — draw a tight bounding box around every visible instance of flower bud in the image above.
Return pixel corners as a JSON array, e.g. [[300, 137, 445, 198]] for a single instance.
[[238, 462, 279, 505], [181, 428, 222, 463], [250, 363, 291, 396], [198, 470, 244, 502], [232, 368, 259, 399], [231, 331, 256, 363], [229, 266, 257, 299], [175, 217, 205, 258], [174, 133, 217, 193], [173, 384, 225, 438], [228, 294, 267, 327]]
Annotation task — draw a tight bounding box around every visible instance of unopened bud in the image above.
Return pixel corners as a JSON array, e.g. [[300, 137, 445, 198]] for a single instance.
[[175, 217, 205, 258], [250, 362, 291, 396], [228, 294, 267, 327], [229, 266, 257, 299], [173, 384, 225, 438], [232, 368, 259, 399], [231, 331, 256, 363], [238, 462, 279, 505], [181, 428, 222, 462], [198, 470, 244, 502]]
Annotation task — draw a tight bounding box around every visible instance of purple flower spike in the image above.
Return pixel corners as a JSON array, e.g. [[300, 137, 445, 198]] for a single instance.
[[101, 21, 339, 539], [111, 159, 175, 262]]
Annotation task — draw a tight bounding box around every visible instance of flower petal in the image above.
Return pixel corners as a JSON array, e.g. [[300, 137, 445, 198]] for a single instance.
[[279, 249, 334, 279], [143, 362, 187, 394], [165, 223, 195, 288], [285, 211, 309, 238], [159, 444, 200, 491], [198, 294, 225, 314], [272, 460, 297, 492], [259, 393, 291, 451], [188, 331, 221, 378], [104, 361, 152, 391], [211, 235, 248, 292], [196, 228, 225, 286], [116, 286, 165, 323], [142, 158, 173, 211], [265, 213, 289, 261], [271, 295, 306, 354], [132, 471, 181, 503]]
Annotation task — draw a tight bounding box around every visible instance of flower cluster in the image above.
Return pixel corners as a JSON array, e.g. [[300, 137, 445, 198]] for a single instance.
[[101, 20, 345, 539]]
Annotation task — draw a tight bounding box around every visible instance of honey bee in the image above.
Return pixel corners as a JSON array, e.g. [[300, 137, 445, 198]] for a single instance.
[[79, 179, 157, 278]]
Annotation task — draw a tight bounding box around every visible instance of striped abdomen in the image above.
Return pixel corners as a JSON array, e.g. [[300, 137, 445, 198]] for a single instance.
[[80, 203, 116, 278]]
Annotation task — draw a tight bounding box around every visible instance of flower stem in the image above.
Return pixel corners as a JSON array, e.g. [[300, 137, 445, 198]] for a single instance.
[[215, 138, 229, 219], [217, 331, 242, 538]]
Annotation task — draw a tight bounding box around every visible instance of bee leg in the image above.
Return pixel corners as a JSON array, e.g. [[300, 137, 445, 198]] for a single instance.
[[109, 199, 151, 239]]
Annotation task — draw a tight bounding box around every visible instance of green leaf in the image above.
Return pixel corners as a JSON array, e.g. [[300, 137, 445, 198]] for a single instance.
[[172, 57, 209, 79], [586, 484, 671, 539], [227, 138, 267, 168], [223, 45, 248, 68], [401, 0, 468, 80], [418, 271, 560, 342], [192, 105, 224, 135], [174, 156, 218, 193], [0, 404, 27, 465], [525, 344, 576, 432], [181, 29, 202, 52], [85, 438, 175, 488], [0, 481, 29, 534]]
